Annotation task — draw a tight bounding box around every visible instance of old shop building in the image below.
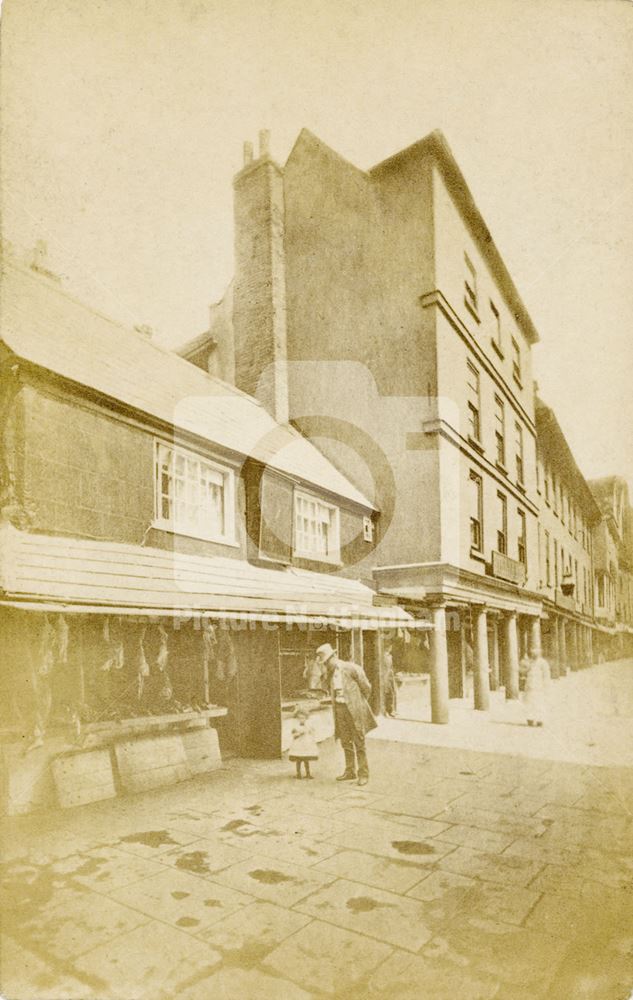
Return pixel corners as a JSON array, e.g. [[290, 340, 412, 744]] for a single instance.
[[182, 129, 548, 723], [0, 261, 417, 814], [588, 476, 633, 659], [534, 398, 602, 674]]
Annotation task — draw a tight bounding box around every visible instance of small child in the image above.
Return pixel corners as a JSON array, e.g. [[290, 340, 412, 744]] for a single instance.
[[289, 705, 319, 779]]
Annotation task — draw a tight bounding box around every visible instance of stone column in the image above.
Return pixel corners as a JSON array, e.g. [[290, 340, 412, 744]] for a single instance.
[[550, 616, 560, 679], [489, 618, 500, 691], [503, 611, 520, 700], [529, 616, 542, 655], [429, 604, 450, 725], [472, 606, 490, 711], [559, 620, 568, 675], [570, 624, 579, 671], [587, 627, 594, 667]]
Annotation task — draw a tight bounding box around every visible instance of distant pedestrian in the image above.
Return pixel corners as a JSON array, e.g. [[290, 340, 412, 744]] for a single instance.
[[519, 651, 531, 692], [523, 647, 551, 727], [303, 655, 324, 691], [383, 644, 398, 717], [288, 705, 318, 779], [315, 642, 376, 787]]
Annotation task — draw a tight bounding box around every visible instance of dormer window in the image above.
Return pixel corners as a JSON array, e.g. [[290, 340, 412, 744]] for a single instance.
[[293, 490, 340, 563], [154, 441, 235, 544]]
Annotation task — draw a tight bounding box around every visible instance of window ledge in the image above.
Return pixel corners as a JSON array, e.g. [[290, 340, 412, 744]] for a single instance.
[[151, 519, 240, 548], [513, 374, 523, 389], [516, 481, 527, 494], [491, 340, 504, 360], [293, 550, 343, 567], [464, 297, 481, 324], [470, 548, 486, 564], [467, 435, 485, 455], [495, 461, 509, 476]]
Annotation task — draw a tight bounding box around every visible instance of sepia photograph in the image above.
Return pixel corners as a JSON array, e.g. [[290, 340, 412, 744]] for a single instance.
[[0, 1, 632, 997]]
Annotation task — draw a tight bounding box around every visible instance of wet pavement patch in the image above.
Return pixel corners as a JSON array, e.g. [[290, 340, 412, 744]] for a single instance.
[[204, 898, 223, 907], [176, 916, 200, 927], [119, 830, 178, 848], [175, 851, 212, 876], [346, 896, 394, 913], [248, 869, 295, 885], [244, 804, 263, 815], [391, 840, 436, 855], [73, 856, 109, 878], [221, 819, 252, 833], [1, 861, 58, 926], [171, 890, 190, 899], [221, 941, 270, 969]]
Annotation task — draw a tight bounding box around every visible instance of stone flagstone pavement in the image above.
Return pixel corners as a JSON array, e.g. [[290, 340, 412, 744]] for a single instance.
[[2, 725, 633, 1000]]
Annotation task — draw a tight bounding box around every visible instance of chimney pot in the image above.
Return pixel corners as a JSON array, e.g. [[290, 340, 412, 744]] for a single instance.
[[243, 141, 254, 166], [258, 129, 270, 158]]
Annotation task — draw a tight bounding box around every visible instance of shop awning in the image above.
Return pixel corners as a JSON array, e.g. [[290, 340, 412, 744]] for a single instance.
[[0, 528, 430, 630]]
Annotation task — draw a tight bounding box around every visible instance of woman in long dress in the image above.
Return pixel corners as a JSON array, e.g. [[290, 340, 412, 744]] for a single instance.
[[523, 648, 551, 726]]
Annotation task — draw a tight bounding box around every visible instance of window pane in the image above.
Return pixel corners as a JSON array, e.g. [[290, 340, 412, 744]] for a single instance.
[[294, 494, 338, 558], [155, 443, 228, 538]]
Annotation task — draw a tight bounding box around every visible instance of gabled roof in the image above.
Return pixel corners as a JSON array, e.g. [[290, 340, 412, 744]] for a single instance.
[[370, 129, 540, 346], [0, 264, 374, 510], [535, 397, 602, 523], [588, 475, 628, 502], [588, 475, 629, 542]]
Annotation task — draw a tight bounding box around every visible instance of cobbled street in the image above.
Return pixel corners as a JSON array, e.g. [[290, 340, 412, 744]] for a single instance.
[[2, 663, 633, 1000]]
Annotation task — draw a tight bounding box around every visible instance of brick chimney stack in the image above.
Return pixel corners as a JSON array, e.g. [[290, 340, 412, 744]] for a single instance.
[[232, 132, 289, 425]]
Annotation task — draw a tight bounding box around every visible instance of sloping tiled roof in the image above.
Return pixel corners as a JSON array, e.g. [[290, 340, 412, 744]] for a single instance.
[[0, 528, 417, 626], [0, 264, 374, 510]]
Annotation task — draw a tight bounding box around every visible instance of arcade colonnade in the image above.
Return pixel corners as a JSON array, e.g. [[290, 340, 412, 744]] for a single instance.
[[427, 603, 599, 724]]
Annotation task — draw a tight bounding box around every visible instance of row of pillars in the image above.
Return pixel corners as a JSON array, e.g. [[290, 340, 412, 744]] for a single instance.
[[428, 604, 596, 725], [549, 616, 595, 676]]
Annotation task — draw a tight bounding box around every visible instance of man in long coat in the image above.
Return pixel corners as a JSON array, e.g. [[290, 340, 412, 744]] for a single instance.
[[315, 643, 377, 786]]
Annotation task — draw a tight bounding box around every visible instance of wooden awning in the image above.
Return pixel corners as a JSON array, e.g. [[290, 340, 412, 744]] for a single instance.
[[0, 527, 430, 629]]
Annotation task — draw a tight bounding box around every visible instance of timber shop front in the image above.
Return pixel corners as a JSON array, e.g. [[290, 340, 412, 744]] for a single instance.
[[0, 527, 419, 814]]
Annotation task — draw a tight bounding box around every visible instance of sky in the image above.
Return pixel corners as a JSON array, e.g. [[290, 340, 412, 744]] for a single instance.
[[1, 0, 632, 489]]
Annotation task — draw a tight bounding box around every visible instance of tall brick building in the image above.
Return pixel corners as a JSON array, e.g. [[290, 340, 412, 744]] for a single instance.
[[182, 129, 549, 722], [588, 476, 633, 659], [534, 398, 603, 672]]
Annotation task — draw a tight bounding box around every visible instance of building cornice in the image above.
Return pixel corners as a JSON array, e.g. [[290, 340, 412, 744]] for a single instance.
[[421, 288, 536, 433], [421, 416, 539, 516]]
